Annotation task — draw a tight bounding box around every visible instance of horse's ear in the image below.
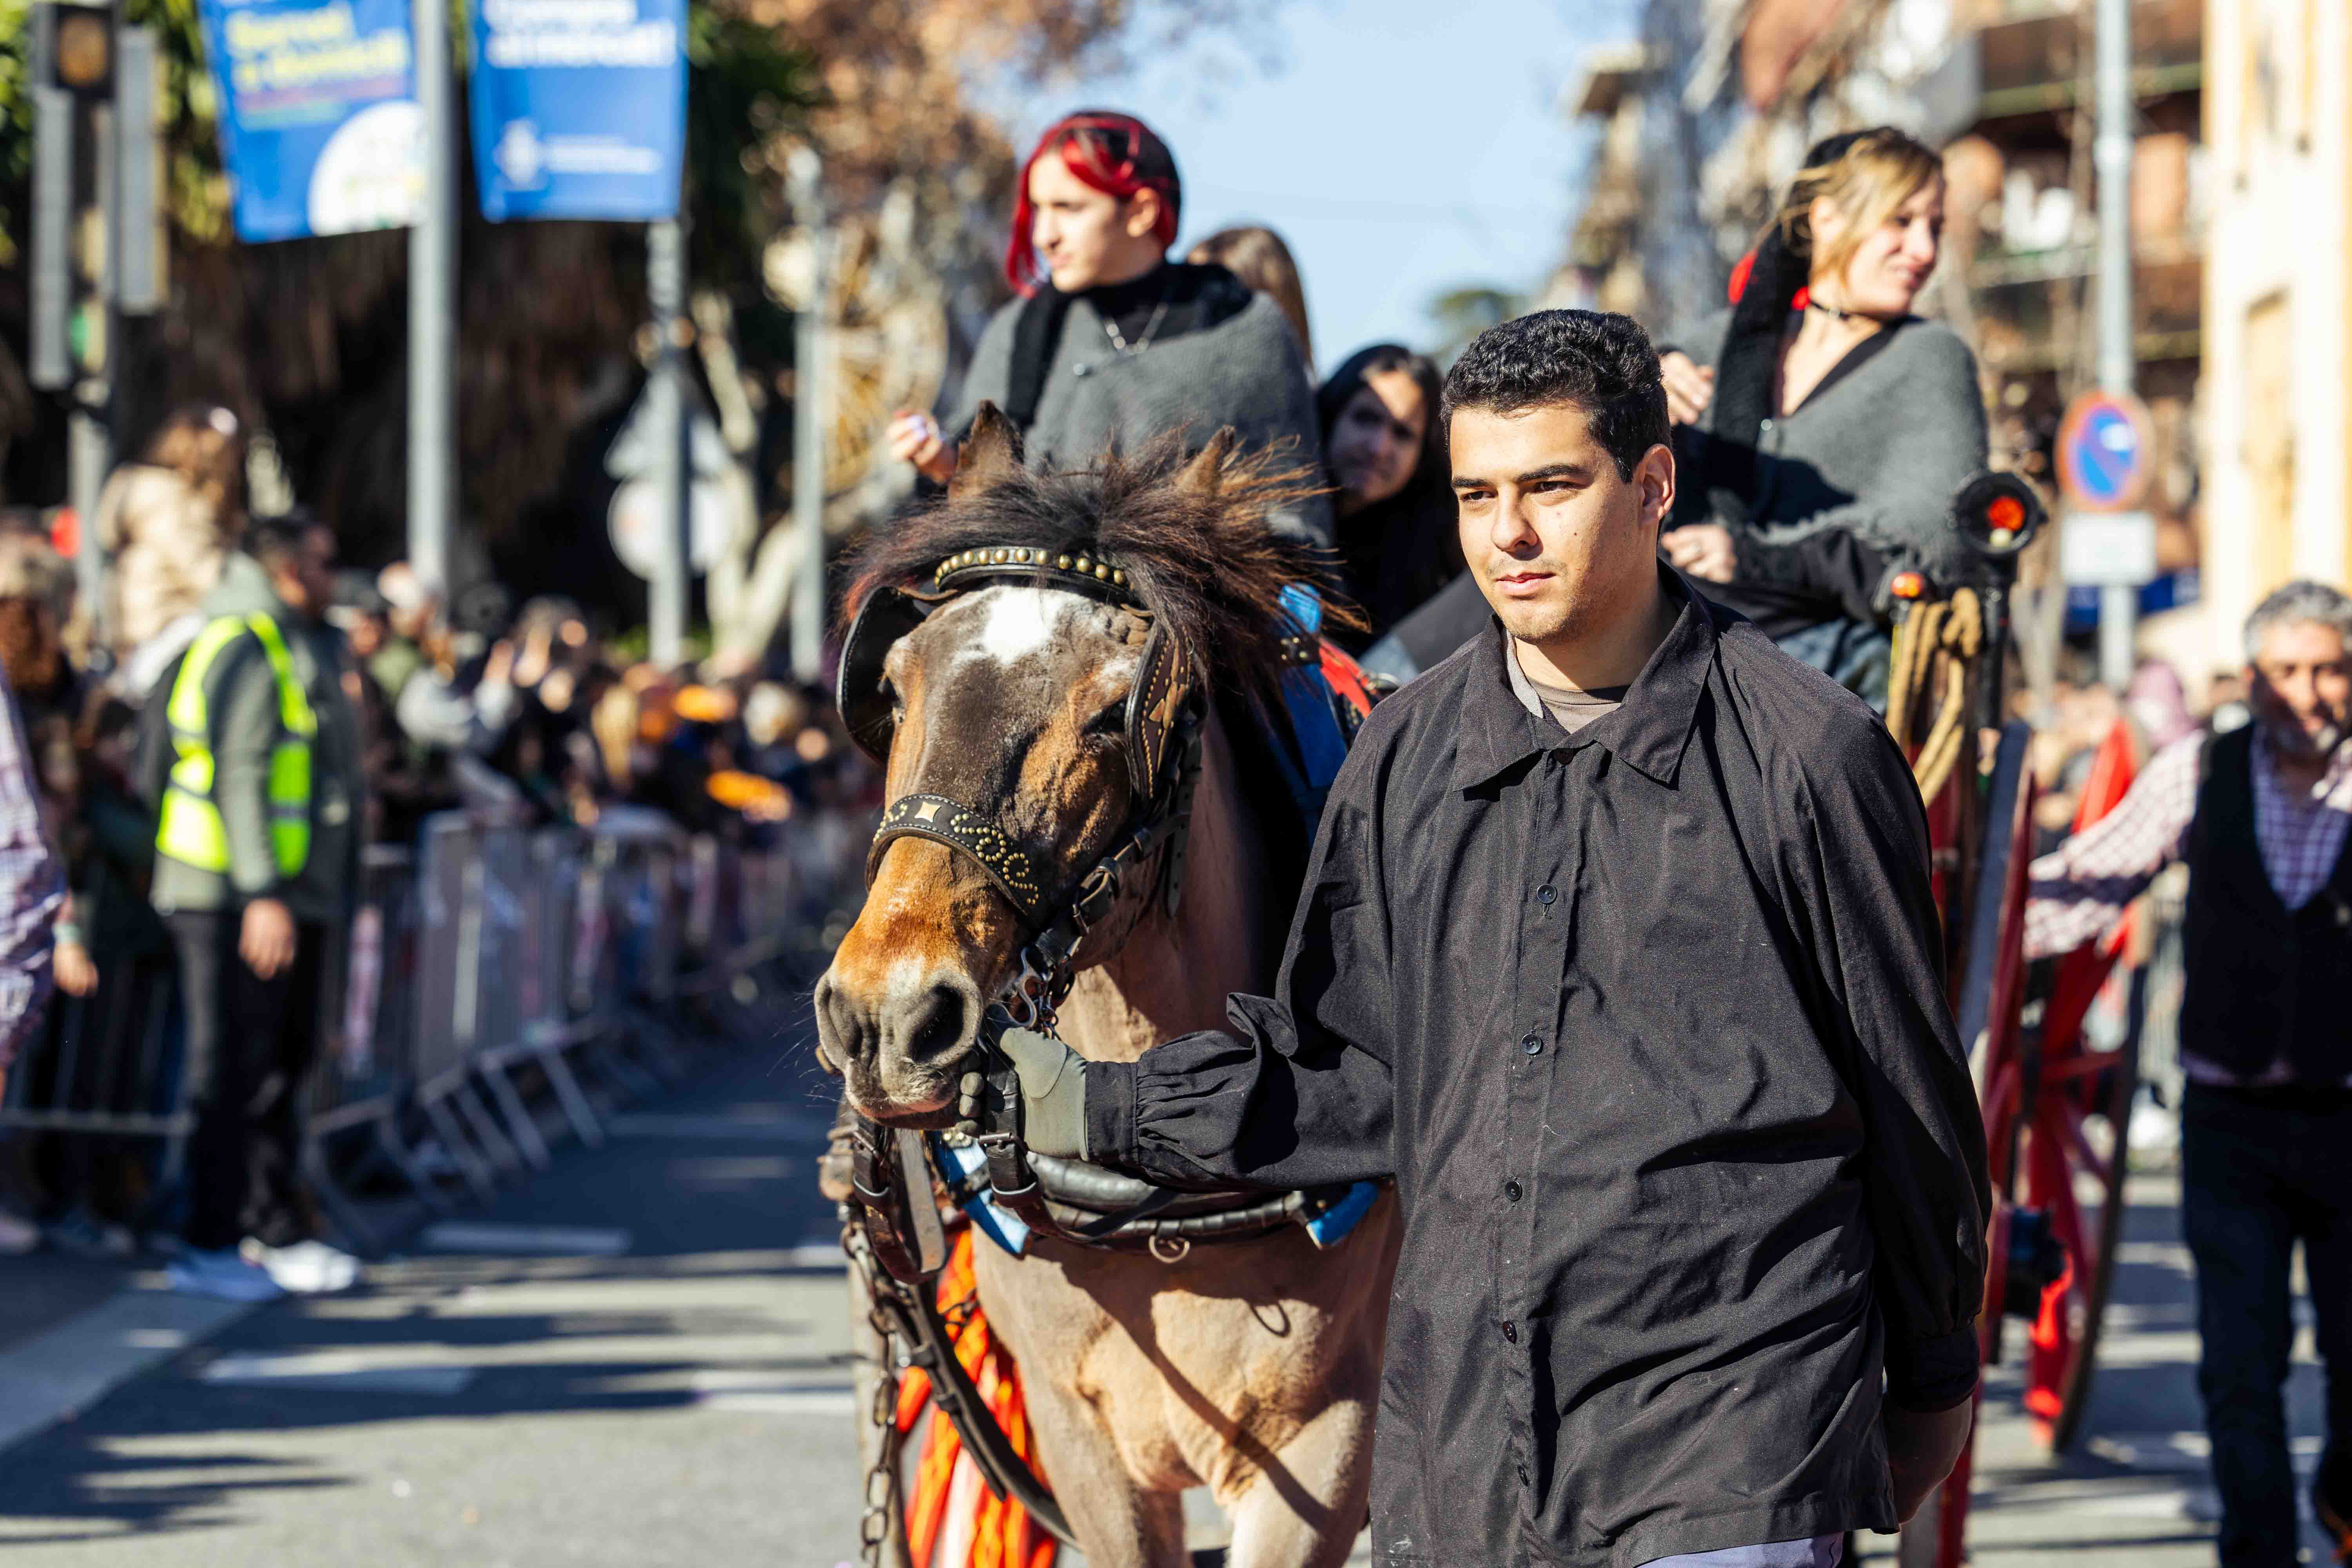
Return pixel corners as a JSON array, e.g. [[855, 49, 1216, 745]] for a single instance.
[[950, 403, 1024, 500], [1174, 428, 1239, 496]]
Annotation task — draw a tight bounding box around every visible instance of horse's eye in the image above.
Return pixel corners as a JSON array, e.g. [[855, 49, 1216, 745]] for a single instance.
[[1083, 701, 1126, 739]]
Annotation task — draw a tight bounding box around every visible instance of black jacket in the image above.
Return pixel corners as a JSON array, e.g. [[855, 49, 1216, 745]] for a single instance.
[[1085, 572, 1988, 1566]]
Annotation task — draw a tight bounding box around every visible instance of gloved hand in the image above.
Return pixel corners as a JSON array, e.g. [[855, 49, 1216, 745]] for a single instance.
[[988, 1022, 1090, 1160]]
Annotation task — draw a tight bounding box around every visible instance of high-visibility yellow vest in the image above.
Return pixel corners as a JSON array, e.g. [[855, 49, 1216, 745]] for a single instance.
[[154, 613, 318, 877]]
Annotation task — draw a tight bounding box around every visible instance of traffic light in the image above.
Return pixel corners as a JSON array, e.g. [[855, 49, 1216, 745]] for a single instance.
[[34, 2, 115, 99]]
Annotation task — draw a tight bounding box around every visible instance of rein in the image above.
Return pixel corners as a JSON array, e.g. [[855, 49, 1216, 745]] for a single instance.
[[839, 544, 1363, 1262], [835, 544, 1377, 1555]]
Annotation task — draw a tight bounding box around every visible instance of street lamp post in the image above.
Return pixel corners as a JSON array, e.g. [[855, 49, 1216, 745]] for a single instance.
[[2092, 0, 2136, 689], [407, 0, 456, 607]]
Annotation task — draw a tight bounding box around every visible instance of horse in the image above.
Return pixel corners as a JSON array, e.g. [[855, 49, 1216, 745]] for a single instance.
[[815, 407, 1401, 1568]]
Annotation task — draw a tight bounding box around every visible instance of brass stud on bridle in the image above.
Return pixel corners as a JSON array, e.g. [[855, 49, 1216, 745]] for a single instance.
[[928, 545, 1148, 611]]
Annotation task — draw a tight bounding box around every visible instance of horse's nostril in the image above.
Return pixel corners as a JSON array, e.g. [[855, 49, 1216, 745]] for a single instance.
[[812, 973, 863, 1073], [900, 984, 972, 1067]]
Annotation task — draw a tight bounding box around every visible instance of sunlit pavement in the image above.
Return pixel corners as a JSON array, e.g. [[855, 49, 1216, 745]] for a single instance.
[[1861, 1169, 2332, 1566], [0, 1040, 863, 1568]]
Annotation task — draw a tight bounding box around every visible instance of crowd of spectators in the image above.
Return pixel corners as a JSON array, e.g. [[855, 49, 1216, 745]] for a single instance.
[[0, 404, 881, 1278]]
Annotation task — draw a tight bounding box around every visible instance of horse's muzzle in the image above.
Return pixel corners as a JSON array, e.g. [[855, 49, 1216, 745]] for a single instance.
[[812, 960, 985, 1125]]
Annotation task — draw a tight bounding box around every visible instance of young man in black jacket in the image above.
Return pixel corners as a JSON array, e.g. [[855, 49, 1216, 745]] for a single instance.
[[997, 310, 1987, 1568]]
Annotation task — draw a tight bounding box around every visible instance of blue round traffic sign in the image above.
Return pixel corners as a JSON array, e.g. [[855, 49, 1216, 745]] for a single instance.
[[2057, 390, 2154, 513]]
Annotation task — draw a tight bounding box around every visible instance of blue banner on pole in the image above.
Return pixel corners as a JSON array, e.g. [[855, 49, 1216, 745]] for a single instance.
[[468, 0, 686, 222], [197, 0, 422, 243]]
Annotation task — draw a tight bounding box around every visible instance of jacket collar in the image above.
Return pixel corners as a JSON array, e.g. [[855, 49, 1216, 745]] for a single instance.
[[1451, 565, 1717, 792]]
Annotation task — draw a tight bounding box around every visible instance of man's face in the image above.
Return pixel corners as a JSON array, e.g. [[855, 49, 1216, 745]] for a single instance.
[[1450, 402, 1673, 646], [1027, 151, 1161, 293], [2248, 620, 2351, 758], [277, 527, 338, 621]]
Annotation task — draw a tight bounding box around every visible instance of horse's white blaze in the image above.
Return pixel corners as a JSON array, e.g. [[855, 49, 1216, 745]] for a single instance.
[[964, 586, 1074, 669]]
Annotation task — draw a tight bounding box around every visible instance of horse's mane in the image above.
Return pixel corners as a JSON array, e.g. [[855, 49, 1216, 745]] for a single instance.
[[843, 435, 1360, 716]]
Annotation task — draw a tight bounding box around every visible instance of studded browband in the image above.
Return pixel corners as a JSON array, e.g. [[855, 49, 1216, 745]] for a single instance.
[[930, 545, 1147, 608]]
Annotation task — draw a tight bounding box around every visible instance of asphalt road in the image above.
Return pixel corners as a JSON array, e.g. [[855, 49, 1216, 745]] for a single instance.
[[0, 1042, 864, 1568], [1859, 1167, 2332, 1567], [0, 1058, 2330, 1568]]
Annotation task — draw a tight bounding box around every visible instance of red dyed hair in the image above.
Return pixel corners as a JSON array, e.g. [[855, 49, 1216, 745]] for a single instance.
[[1004, 111, 1182, 297]]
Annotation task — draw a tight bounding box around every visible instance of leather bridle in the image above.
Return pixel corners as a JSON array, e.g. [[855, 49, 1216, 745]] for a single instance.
[[839, 544, 1207, 1031]]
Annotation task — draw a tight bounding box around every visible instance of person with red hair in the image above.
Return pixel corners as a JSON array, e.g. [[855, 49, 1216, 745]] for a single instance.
[[889, 110, 1330, 543]]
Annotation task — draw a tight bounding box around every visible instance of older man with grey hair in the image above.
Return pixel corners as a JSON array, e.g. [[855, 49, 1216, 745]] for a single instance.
[[2027, 579, 2352, 1568]]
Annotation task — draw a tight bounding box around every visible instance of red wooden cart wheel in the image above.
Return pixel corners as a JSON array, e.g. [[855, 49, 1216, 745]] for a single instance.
[[2016, 1003, 2138, 1450]]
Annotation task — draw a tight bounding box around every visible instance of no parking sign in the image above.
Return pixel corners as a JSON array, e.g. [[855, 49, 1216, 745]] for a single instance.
[[2057, 388, 2158, 586], [2056, 389, 2154, 513]]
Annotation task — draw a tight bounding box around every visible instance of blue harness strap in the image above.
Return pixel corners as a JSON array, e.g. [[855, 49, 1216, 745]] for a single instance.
[[931, 1134, 1033, 1257], [1277, 586, 1354, 813], [1305, 1181, 1380, 1248]]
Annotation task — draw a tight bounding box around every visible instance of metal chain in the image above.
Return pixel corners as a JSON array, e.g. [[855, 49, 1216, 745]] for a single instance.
[[840, 1203, 912, 1568]]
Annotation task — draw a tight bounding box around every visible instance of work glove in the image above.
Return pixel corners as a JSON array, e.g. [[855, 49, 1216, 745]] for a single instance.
[[985, 1020, 1090, 1161]]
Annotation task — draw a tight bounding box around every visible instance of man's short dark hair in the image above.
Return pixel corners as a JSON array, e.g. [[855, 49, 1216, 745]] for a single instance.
[[1438, 309, 1670, 483], [247, 510, 321, 573]]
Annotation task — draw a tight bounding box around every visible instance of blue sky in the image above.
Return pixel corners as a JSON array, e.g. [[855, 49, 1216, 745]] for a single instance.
[[1001, 0, 1638, 376]]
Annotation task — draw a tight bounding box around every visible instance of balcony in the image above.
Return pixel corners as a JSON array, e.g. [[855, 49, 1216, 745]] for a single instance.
[[1968, 252, 2203, 371], [1972, 0, 2201, 120]]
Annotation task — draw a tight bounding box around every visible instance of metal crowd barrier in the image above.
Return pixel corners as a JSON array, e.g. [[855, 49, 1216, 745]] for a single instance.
[[1, 805, 820, 1253]]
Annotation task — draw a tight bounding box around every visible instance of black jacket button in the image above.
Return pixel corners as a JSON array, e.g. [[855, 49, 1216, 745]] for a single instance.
[[1502, 1319, 1519, 1343], [1521, 1034, 1543, 1056], [1505, 1180, 1524, 1203], [1535, 885, 1556, 906]]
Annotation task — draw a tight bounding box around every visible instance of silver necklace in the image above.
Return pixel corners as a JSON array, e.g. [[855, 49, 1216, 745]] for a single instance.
[[1101, 293, 1171, 357]]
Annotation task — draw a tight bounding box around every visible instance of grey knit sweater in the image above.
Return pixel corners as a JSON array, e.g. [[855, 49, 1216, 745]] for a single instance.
[[1674, 308, 1989, 607], [945, 291, 1332, 545]]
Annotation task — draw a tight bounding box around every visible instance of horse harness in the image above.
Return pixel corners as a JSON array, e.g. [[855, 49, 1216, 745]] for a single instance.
[[835, 543, 1384, 1559], [839, 542, 1368, 1254]]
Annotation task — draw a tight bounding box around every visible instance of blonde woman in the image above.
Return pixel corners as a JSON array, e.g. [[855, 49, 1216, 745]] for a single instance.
[[96, 404, 249, 689], [1658, 128, 1985, 707]]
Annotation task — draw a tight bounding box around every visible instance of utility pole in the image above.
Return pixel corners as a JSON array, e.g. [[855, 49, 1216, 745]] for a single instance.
[[2092, 0, 2136, 689], [645, 217, 690, 668], [30, 2, 159, 662], [407, 0, 456, 606], [785, 147, 828, 685]]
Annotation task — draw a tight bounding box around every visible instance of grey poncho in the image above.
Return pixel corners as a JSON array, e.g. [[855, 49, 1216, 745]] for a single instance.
[[944, 290, 1332, 545], [1671, 308, 1989, 631]]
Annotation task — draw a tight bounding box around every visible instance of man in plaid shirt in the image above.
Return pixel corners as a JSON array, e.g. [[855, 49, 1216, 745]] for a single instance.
[[2027, 580, 2352, 1568]]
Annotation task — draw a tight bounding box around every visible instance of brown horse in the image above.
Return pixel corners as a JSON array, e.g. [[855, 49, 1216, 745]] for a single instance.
[[815, 414, 1399, 1567]]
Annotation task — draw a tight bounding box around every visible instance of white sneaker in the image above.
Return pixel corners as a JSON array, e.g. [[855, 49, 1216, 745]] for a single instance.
[[169, 1247, 287, 1302], [0, 1208, 38, 1256], [244, 1239, 361, 1295]]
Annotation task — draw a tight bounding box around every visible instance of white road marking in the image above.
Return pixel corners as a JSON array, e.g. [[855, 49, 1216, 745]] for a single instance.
[[782, 1241, 848, 1270], [419, 1222, 632, 1256], [686, 1368, 855, 1414], [0, 1288, 257, 1455], [200, 1351, 477, 1396]]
